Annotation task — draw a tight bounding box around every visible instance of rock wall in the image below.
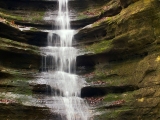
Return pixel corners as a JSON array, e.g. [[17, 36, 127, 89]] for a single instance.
[[0, 0, 160, 119], [0, 1, 45, 119], [75, 0, 160, 119]]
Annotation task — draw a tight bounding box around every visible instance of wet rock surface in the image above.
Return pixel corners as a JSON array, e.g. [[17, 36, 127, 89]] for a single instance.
[[0, 0, 160, 119]]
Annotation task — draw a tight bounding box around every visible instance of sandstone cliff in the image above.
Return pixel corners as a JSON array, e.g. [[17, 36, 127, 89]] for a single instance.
[[0, 0, 160, 119]]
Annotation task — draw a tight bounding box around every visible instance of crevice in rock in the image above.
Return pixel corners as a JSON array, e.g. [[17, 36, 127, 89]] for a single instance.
[[74, 25, 107, 43], [25, 31, 48, 47], [0, 49, 41, 69], [0, 84, 15, 88], [31, 84, 51, 94], [0, 71, 12, 79], [119, 0, 140, 8], [81, 85, 139, 98], [76, 50, 150, 68], [144, 69, 156, 76], [0, 0, 57, 10], [15, 22, 53, 30], [0, 22, 48, 47], [71, 1, 123, 28], [76, 66, 95, 75], [31, 84, 64, 96]]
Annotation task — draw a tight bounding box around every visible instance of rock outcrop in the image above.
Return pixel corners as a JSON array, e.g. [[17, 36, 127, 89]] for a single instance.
[[75, 0, 160, 119], [0, 0, 160, 119]]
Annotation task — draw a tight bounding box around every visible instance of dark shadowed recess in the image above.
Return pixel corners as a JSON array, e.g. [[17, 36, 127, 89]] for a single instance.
[[76, 50, 149, 68], [0, 0, 57, 10], [0, 49, 41, 69], [0, 22, 48, 46], [81, 85, 139, 98]]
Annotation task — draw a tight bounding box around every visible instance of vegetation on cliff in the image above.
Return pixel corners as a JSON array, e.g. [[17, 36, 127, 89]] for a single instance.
[[0, 0, 160, 119]]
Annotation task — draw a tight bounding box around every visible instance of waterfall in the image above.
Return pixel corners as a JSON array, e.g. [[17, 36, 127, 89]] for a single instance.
[[39, 0, 90, 120]]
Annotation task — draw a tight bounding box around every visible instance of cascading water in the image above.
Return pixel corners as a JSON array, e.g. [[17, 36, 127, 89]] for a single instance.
[[39, 0, 90, 119]]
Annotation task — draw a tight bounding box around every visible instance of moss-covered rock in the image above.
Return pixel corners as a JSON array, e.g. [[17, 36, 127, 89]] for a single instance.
[[0, 37, 41, 69], [75, 0, 160, 119], [76, 0, 160, 64], [0, 103, 58, 120], [82, 52, 160, 120], [0, 22, 48, 46], [1, 0, 160, 119]]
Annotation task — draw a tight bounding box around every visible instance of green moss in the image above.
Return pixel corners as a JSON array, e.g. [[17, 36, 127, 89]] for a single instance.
[[86, 58, 141, 87], [0, 8, 23, 21], [0, 71, 33, 96], [85, 39, 113, 53], [84, 1, 160, 119], [28, 11, 45, 22], [92, 0, 156, 28], [104, 93, 122, 102], [103, 91, 134, 103], [96, 110, 120, 120], [95, 91, 135, 120], [30, 27, 38, 31], [77, 7, 101, 20], [77, 13, 89, 20], [0, 37, 40, 55], [13, 86, 32, 96], [96, 108, 133, 120], [0, 8, 45, 23]]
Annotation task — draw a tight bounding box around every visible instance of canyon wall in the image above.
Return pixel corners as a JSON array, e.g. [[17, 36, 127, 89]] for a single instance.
[[0, 0, 160, 119]]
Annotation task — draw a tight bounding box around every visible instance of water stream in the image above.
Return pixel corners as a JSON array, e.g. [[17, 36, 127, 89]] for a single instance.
[[39, 0, 90, 119]]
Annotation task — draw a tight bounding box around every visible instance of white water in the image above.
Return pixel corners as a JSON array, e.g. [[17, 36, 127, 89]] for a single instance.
[[39, 0, 90, 119]]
